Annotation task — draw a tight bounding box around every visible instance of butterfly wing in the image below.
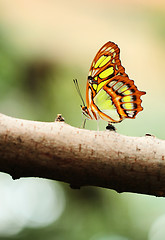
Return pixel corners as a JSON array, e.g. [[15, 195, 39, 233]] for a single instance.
[[86, 41, 146, 122]]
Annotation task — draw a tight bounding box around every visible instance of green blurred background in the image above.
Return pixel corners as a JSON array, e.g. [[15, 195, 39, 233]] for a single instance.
[[0, 0, 165, 239]]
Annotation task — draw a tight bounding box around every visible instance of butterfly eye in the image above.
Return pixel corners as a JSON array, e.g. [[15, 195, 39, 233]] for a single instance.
[[88, 76, 93, 81], [88, 76, 96, 85]]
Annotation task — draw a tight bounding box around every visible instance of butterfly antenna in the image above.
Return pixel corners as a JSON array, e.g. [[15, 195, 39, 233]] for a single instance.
[[73, 79, 86, 107]]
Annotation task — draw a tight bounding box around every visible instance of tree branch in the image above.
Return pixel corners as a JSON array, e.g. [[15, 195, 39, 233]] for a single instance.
[[0, 113, 165, 197]]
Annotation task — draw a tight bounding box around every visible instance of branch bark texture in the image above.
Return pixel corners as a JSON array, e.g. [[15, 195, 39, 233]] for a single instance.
[[0, 113, 165, 197]]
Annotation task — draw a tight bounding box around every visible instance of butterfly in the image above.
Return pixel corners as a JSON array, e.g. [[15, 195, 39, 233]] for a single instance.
[[74, 41, 146, 125]]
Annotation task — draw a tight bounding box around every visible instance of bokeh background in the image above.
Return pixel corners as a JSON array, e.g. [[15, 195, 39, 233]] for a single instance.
[[0, 0, 165, 239]]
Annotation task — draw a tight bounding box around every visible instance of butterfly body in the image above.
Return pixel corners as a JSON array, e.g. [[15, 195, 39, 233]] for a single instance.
[[81, 41, 146, 123]]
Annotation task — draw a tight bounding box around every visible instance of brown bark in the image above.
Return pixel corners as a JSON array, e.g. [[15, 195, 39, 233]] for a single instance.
[[0, 113, 165, 197]]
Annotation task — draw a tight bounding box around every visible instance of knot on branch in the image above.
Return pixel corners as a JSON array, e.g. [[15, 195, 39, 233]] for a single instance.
[[55, 114, 65, 122]]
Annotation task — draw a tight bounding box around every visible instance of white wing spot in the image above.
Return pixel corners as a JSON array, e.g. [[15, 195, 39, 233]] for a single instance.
[[92, 69, 99, 77]]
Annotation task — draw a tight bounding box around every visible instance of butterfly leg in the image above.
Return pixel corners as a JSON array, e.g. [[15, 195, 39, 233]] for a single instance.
[[81, 114, 87, 129], [97, 120, 100, 131], [82, 119, 87, 128]]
